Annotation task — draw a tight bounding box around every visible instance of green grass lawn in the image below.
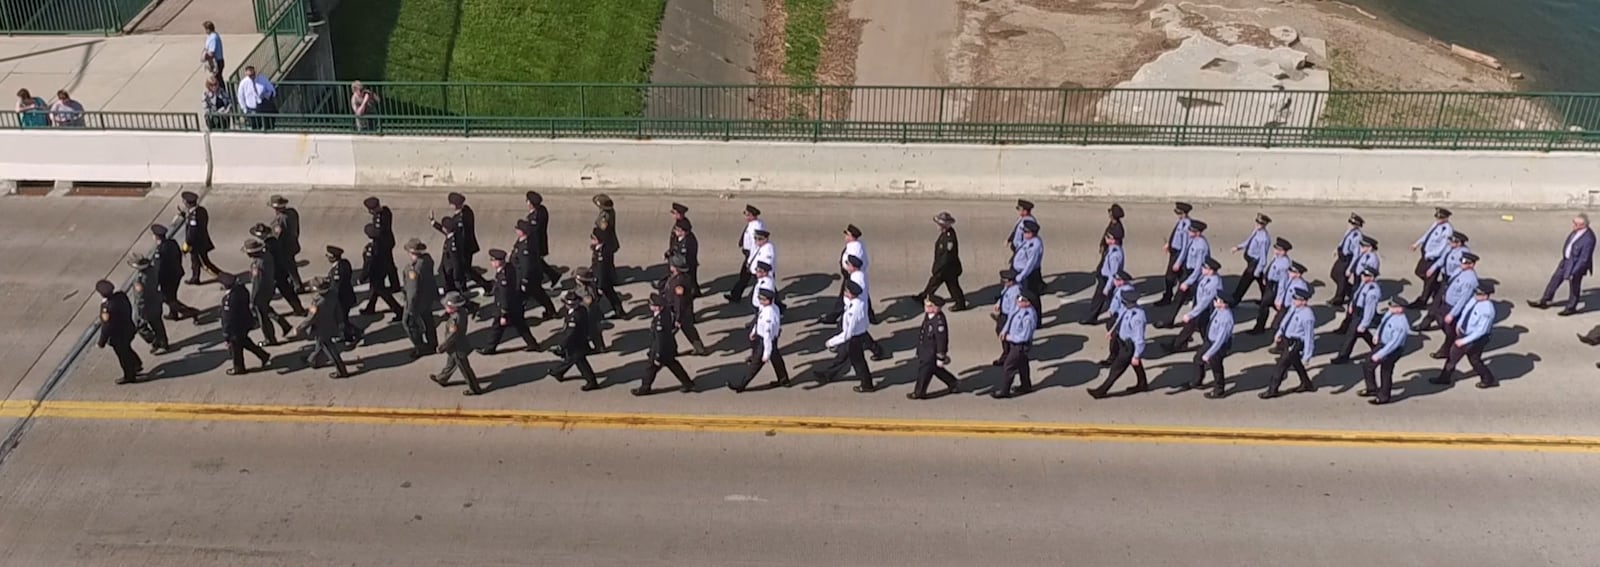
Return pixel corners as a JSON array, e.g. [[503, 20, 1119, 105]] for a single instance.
[[781, 0, 834, 85], [330, 0, 665, 116]]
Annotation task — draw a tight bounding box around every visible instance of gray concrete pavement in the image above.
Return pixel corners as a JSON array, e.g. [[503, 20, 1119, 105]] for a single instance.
[[0, 33, 261, 113], [42, 189, 1598, 436]]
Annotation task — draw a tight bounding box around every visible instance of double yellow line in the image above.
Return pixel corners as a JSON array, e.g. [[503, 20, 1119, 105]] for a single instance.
[[4, 399, 1600, 453]]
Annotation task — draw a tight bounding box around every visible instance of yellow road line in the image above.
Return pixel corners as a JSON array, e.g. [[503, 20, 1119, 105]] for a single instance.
[[16, 400, 1600, 453]]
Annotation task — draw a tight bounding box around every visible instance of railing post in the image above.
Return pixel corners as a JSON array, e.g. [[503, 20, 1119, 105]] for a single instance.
[[578, 85, 587, 118], [813, 86, 823, 142], [936, 87, 947, 139]]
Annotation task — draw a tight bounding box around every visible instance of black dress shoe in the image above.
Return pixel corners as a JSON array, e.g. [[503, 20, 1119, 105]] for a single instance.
[[1294, 383, 1317, 394], [477, 347, 497, 356], [1428, 352, 1446, 360], [1475, 381, 1499, 389], [115, 376, 137, 385], [852, 385, 876, 393], [1259, 390, 1281, 400], [580, 383, 601, 392], [1203, 390, 1226, 399], [630, 387, 653, 396], [329, 372, 348, 379], [1086, 388, 1110, 399], [463, 389, 483, 396], [1356, 389, 1375, 397], [1124, 384, 1148, 395], [429, 374, 447, 386], [1527, 300, 1550, 309], [871, 352, 891, 361], [1580, 334, 1599, 345], [1329, 357, 1351, 365], [905, 392, 924, 400], [991, 390, 1013, 399], [1559, 309, 1578, 317], [1095, 359, 1112, 367], [1368, 398, 1391, 405]]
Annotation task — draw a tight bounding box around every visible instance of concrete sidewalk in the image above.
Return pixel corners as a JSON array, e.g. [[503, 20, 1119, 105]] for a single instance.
[[0, 33, 261, 112]]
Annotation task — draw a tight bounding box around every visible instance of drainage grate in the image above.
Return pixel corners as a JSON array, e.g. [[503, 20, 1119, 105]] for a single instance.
[[66, 182, 152, 198]]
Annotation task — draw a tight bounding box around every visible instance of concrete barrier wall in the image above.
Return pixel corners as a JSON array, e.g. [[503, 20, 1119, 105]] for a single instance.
[[0, 130, 207, 185], [6, 130, 1600, 208]]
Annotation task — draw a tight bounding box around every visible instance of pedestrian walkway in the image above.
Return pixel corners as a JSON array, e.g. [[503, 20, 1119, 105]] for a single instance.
[[0, 33, 260, 112]]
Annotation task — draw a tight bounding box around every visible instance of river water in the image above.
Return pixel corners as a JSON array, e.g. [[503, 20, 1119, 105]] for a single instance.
[[1342, 0, 1600, 92]]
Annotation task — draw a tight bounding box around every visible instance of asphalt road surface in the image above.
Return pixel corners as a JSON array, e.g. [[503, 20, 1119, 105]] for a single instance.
[[1, 188, 1598, 566]]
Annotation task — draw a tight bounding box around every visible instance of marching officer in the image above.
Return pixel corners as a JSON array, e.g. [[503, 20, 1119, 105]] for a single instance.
[[550, 291, 601, 391], [1177, 295, 1234, 398], [814, 280, 875, 392], [1012, 220, 1044, 298], [150, 224, 199, 320], [592, 193, 620, 255], [909, 296, 959, 400], [363, 196, 397, 290], [326, 245, 360, 344], [916, 211, 966, 310], [268, 195, 305, 292], [1101, 203, 1126, 256], [1081, 231, 1125, 325], [726, 204, 767, 301], [1262, 287, 1317, 399], [1093, 271, 1136, 365], [95, 280, 142, 385], [1331, 213, 1365, 301], [1407, 207, 1455, 308], [430, 291, 485, 395], [1422, 253, 1480, 340], [1008, 200, 1037, 256], [1161, 253, 1220, 329], [664, 254, 710, 355], [1163, 257, 1221, 352], [436, 192, 494, 291], [1331, 267, 1382, 364], [176, 191, 221, 284], [992, 269, 1028, 365], [636, 292, 696, 395], [360, 223, 404, 320], [1252, 260, 1308, 335], [402, 239, 439, 358], [512, 219, 557, 319], [249, 223, 307, 316], [218, 271, 271, 376], [295, 277, 352, 379], [994, 294, 1038, 399], [1361, 297, 1411, 405], [1338, 236, 1381, 305], [1429, 232, 1472, 306], [750, 261, 780, 313], [1159, 202, 1194, 305], [668, 218, 701, 298], [525, 191, 562, 286], [1431, 282, 1500, 389], [436, 216, 470, 294], [664, 202, 690, 266], [1172, 220, 1211, 312], [1090, 291, 1149, 398], [1230, 213, 1271, 304], [1530, 213, 1595, 315], [572, 268, 610, 352], [737, 288, 788, 392], [480, 249, 540, 355], [590, 227, 626, 319], [243, 238, 292, 346], [127, 254, 168, 353]]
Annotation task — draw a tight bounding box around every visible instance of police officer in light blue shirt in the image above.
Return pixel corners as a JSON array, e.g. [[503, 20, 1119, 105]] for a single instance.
[[1082, 231, 1125, 325], [1263, 286, 1317, 399], [1337, 236, 1381, 306], [1164, 258, 1222, 352], [1177, 295, 1235, 398], [1094, 271, 1137, 366], [1332, 268, 1382, 363], [1425, 253, 1481, 349], [1090, 291, 1149, 398], [1332, 213, 1365, 300], [1230, 213, 1272, 304], [1430, 232, 1470, 284], [1008, 200, 1036, 255], [993, 269, 1023, 365], [1431, 282, 1500, 389], [1160, 202, 1194, 305], [1250, 238, 1294, 332], [1180, 220, 1211, 290], [1409, 207, 1455, 307], [1013, 220, 1045, 297], [994, 294, 1038, 399], [1260, 261, 1309, 338], [1361, 296, 1411, 405]]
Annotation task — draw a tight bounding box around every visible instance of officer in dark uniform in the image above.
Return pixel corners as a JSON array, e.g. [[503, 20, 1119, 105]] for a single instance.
[[525, 191, 562, 286], [437, 216, 469, 294], [95, 280, 142, 384], [430, 292, 484, 395], [325, 245, 361, 344], [667, 217, 701, 297], [551, 291, 601, 391], [249, 223, 307, 315], [480, 249, 540, 355], [402, 239, 439, 358], [512, 219, 557, 319], [360, 223, 404, 320], [295, 277, 352, 379], [127, 254, 168, 353], [571, 268, 609, 352], [364, 196, 397, 290], [1102, 203, 1126, 256], [150, 224, 199, 320], [593, 193, 620, 255], [590, 227, 626, 319], [664, 202, 690, 266], [269, 195, 305, 292], [663, 254, 709, 355], [908, 296, 959, 400], [916, 211, 967, 310], [431, 192, 493, 291], [636, 292, 696, 396], [176, 191, 220, 284], [243, 238, 292, 346], [218, 271, 271, 375]]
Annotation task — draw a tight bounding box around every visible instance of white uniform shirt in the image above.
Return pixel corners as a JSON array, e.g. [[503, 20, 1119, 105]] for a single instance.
[[848, 269, 869, 304], [741, 219, 767, 253], [748, 241, 776, 277], [752, 275, 777, 310], [753, 303, 782, 360], [825, 297, 870, 348], [841, 239, 868, 272]]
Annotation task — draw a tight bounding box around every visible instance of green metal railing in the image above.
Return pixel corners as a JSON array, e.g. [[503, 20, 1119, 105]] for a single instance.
[[0, 111, 199, 130], [1, 0, 153, 34], [229, 0, 311, 83]]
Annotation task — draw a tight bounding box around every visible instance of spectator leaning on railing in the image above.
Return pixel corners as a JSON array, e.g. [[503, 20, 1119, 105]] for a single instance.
[[203, 76, 232, 130], [49, 90, 84, 128], [236, 66, 278, 130], [350, 81, 379, 132], [14, 89, 49, 128]]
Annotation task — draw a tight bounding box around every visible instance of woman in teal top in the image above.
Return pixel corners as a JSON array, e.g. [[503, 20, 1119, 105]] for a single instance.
[[14, 89, 48, 128]]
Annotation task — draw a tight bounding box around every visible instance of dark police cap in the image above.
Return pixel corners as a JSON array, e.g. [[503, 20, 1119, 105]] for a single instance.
[[562, 290, 582, 303], [926, 295, 946, 307], [844, 280, 863, 296], [216, 272, 237, 286], [248, 222, 272, 237], [241, 238, 264, 254], [650, 292, 668, 307], [755, 261, 772, 272], [1216, 296, 1236, 307], [269, 194, 288, 208], [1293, 287, 1313, 301], [181, 190, 199, 204], [1189, 220, 1208, 232], [674, 218, 692, 232], [669, 254, 688, 269], [846, 255, 863, 268], [404, 238, 426, 252], [1362, 267, 1379, 278], [1435, 207, 1452, 219], [94, 279, 114, 297], [364, 223, 380, 239], [934, 211, 956, 224], [592, 193, 614, 208], [1174, 202, 1193, 214], [444, 291, 468, 308], [1122, 291, 1141, 305], [758, 288, 776, 300], [574, 266, 595, 280], [1348, 213, 1365, 226], [1108, 203, 1125, 219], [1476, 281, 1495, 295], [1450, 231, 1469, 244], [325, 245, 344, 257], [1389, 295, 1408, 308], [1256, 213, 1272, 225], [446, 192, 466, 206], [1204, 257, 1221, 271], [1016, 199, 1034, 211], [1274, 237, 1293, 251], [1021, 220, 1040, 234], [488, 249, 507, 262], [1289, 262, 1307, 274], [670, 202, 688, 215], [515, 219, 533, 233], [525, 191, 542, 205], [1361, 236, 1378, 247], [311, 276, 332, 291], [844, 224, 862, 238], [149, 224, 168, 237], [1115, 270, 1132, 281], [1000, 268, 1018, 280], [438, 217, 457, 231], [1461, 252, 1480, 263], [363, 196, 380, 210], [754, 229, 771, 239], [744, 204, 761, 216], [1017, 294, 1033, 303]]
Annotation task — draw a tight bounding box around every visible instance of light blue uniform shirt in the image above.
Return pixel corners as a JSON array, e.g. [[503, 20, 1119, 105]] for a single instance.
[[1265, 255, 1291, 284], [997, 283, 1021, 317], [1239, 227, 1270, 264], [1353, 280, 1381, 329], [1203, 307, 1235, 359], [1373, 311, 1410, 360], [1445, 269, 1480, 318], [1011, 237, 1043, 281], [1187, 273, 1222, 319], [1456, 298, 1495, 343], [1004, 305, 1038, 343], [1348, 250, 1380, 281], [1276, 276, 1309, 307], [1168, 217, 1192, 255], [1182, 236, 1210, 285], [205, 32, 224, 61], [1011, 215, 1036, 251], [1277, 306, 1317, 362], [1414, 221, 1455, 260], [1432, 245, 1471, 280], [1117, 307, 1148, 358], [1100, 245, 1124, 289], [1338, 227, 1363, 258]]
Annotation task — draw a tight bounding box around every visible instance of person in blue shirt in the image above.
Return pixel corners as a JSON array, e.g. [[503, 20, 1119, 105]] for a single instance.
[[1230, 213, 1272, 304], [1429, 232, 1471, 288], [1174, 220, 1211, 308], [1163, 257, 1222, 352], [1159, 202, 1194, 305], [1431, 282, 1500, 389], [1176, 295, 1235, 398], [1008, 200, 1036, 256], [1263, 286, 1317, 399], [1361, 296, 1412, 405], [1090, 291, 1149, 398], [992, 269, 1024, 365], [1081, 231, 1125, 325], [994, 294, 1038, 398], [1258, 261, 1309, 338], [1337, 236, 1381, 306], [1249, 237, 1294, 332], [1408, 207, 1455, 308], [1012, 220, 1045, 297], [1094, 271, 1136, 366], [1331, 213, 1365, 302], [1424, 253, 1481, 350], [1332, 268, 1382, 364]]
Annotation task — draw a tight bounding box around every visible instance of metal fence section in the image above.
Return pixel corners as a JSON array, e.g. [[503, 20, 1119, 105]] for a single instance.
[[229, 0, 311, 83], [0, 111, 200, 130], [1, 0, 153, 34]]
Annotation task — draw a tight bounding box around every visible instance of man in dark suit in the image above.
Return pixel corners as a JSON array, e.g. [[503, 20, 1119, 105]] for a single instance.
[[177, 191, 221, 284], [95, 280, 142, 384], [1530, 213, 1595, 316]]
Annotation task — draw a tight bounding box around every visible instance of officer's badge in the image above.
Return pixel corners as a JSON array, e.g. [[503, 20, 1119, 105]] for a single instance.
[[409, 271, 417, 280], [938, 325, 946, 332], [599, 221, 609, 230], [134, 283, 143, 292], [947, 242, 955, 250], [100, 309, 110, 322], [675, 286, 684, 295]]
